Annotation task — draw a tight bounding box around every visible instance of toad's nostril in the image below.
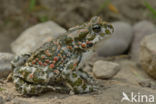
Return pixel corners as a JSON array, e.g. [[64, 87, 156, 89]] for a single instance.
[[107, 24, 114, 34], [102, 23, 114, 34]]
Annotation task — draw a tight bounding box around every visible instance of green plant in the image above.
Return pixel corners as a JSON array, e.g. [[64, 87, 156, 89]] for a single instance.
[[0, 87, 5, 91], [96, 0, 111, 14], [144, 1, 156, 18], [38, 16, 49, 22], [29, 0, 36, 12]]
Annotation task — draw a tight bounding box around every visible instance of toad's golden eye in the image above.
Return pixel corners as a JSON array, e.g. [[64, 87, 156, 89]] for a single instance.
[[92, 24, 101, 33]]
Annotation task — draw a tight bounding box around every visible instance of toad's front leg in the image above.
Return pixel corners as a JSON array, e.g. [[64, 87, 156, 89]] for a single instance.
[[77, 69, 94, 84], [61, 69, 94, 94]]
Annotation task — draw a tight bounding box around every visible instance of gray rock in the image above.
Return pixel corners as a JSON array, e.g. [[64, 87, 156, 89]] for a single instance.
[[93, 60, 120, 79], [0, 53, 14, 78], [96, 21, 133, 57], [11, 21, 66, 55], [0, 96, 4, 104], [130, 21, 156, 61], [139, 34, 156, 79]]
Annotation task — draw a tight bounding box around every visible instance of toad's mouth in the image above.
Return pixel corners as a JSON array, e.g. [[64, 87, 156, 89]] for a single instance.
[[91, 35, 103, 44], [86, 35, 104, 47]]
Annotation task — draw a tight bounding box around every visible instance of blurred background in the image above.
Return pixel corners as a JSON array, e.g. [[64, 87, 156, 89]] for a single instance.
[[0, 0, 156, 52]]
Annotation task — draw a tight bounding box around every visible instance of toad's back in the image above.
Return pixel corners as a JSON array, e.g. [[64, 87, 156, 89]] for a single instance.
[[26, 38, 71, 73]]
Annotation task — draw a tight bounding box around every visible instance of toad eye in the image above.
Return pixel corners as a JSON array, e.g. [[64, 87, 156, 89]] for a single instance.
[[92, 24, 101, 33]]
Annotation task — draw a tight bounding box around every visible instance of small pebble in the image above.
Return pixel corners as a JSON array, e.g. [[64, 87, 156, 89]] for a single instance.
[[93, 60, 120, 79]]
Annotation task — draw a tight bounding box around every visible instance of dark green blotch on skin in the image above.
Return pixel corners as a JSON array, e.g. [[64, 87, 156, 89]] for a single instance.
[[78, 31, 88, 39], [74, 78, 82, 86], [72, 73, 77, 78], [68, 63, 74, 69], [65, 37, 73, 44], [23, 87, 28, 94], [33, 76, 46, 84], [31, 71, 48, 84], [108, 24, 113, 29], [88, 34, 96, 41], [100, 33, 105, 36], [29, 85, 36, 94], [103, 24, 108, 28], [105, 29, 111, 34], [74, 30, 89, 41], [74, 87, 79, 93], [82, 84, 87, 90], [21, 71, 30, 79], [89, 87, 93, 92]]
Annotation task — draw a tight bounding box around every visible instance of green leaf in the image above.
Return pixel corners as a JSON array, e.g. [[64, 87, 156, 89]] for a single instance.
[[96, 0, 111, 14], [0, 87, 5, 91], [29, 0, 36, 12], [38, 16, 48, 22], [144, 1, 156, 17]]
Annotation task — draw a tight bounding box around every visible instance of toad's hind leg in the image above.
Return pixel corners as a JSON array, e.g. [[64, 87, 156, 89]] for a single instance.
[[61, 69, 93, 94], [13, 77, 66, 95], [14, 77, 48, 95], [13, 66, 70, 95]]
